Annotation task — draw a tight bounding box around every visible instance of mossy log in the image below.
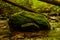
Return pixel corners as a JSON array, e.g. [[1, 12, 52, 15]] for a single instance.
[[8, 12, 51, 32]]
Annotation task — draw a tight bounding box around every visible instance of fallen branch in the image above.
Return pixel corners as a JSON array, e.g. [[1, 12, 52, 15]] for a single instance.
[[2, 0, 37, 13]]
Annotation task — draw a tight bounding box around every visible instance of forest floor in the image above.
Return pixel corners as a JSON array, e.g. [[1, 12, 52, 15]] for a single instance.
[[0, 17, 60, 40]]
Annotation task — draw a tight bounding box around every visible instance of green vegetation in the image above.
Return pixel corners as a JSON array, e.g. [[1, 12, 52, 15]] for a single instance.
[[0, 0, 60, 40]]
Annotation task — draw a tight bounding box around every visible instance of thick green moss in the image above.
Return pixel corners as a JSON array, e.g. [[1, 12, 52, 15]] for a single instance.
[[8, 12, 51, 32]]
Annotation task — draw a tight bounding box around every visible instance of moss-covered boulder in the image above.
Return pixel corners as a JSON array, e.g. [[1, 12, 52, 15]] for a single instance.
[[8, 12, 51, 32]]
